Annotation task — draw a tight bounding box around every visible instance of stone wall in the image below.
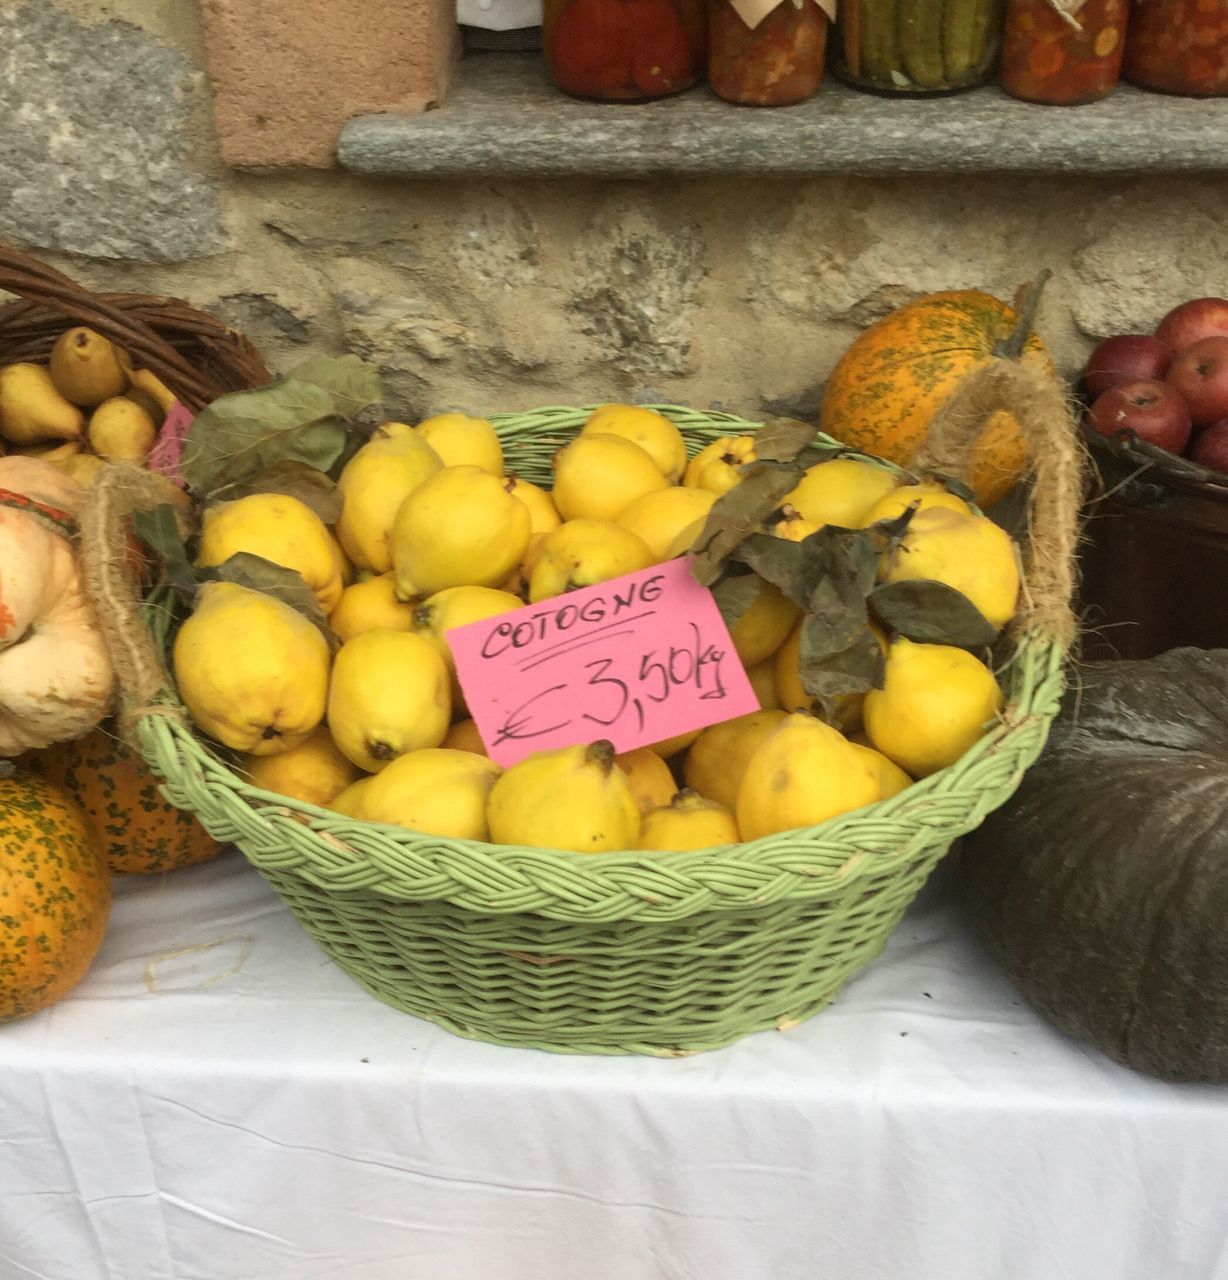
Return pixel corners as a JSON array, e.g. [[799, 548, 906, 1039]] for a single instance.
[[4, 0, 1227, 423]]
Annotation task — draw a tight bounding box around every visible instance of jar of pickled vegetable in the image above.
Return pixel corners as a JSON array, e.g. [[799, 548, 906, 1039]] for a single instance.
[[834, 0, 1006, 93], [1123, 0, 1228, 97], [1000, 0, 1127, 104], [543, 0, 708, 100], [708, 0, 832, 105]]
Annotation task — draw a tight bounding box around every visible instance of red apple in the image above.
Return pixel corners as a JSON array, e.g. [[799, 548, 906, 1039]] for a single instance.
[[1088, 379, 1192, 454], [1189, 419, 1228, 473], [1155, 297, 1228, 354], [1083, 334, 1171, 397], [1165, 336, 1228, 425]]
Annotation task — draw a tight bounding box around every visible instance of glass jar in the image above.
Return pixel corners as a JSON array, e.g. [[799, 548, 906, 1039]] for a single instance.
[[542, 0, 707, 100], [834, 0, 1006, 93], [1123, 0, 1228, 97], [708, 0, 830, 105], [1000, 0, 1127, 104]]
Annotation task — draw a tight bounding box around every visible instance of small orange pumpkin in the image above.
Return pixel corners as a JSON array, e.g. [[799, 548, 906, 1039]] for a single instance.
[[0, 767, 110, 1022], [820, 290, 1052, 507], [27, 725, 223, 875]]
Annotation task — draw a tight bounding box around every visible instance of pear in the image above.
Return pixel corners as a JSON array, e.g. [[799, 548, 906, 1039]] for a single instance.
[[863, 639, 1003, 778], [683, 709, 788, 814], [637, 790, 740, 852], [551, 433, 667, 522], [615, 746, 678, 815], [0, 364, 85, 445], [580, 404, 688, 483], [172, 582, 330, 755], [49, 327, 128, 406], [415, 412, 504, 475], [392, 465, 530, 599], [358, 748, 502, 839], [326, 629, 451, 772], [683, 435, 757, 494], [616, 486, 717, 561], [878, 507, 1021, 632], [197, 493, 345, 615], [335, 424, 443, 574], [527, 519, 653, 603], [486, 740, 640, 853], [410, 584, 522, 711], [329, 572, 417, 643], [736, 713, 880, 841], [88, 396, 158, 463], [241, 726, 361, 808]]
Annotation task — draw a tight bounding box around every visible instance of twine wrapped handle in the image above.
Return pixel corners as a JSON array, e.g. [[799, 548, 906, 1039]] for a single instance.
[[912, 273, 1085, 648], [80, 463, 191, 744]]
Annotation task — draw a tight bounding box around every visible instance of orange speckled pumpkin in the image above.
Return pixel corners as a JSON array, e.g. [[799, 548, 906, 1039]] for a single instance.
[[1, 767, 110, 1022], [27, 725, 223, 875], [820, 290, 1053, 507]]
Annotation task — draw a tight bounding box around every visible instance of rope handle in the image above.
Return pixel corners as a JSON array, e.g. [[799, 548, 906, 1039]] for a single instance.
[[80, 464, 188, 735], [912, 279, 1085, 647]]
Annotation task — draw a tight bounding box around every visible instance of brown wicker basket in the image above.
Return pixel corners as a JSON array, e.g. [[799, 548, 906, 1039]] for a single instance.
[[0, 243, 270, 411]]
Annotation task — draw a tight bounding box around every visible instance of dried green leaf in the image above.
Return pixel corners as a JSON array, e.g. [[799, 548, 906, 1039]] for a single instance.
[[208, 460, 343, 525], [180, 355, 381, 497], [919, 469, 977, 505], [710, 572, 764, 630], [796, 613, 885, 721], [688, 463, 806, 586], [788, 526, 887, 719], [869, 579, 998, 649], [201, 552, 339, 652], [752, 417, 818, 463], [132, 503, 195, 586], [729, 532, 821, 609], [131, 503, 199, 658]]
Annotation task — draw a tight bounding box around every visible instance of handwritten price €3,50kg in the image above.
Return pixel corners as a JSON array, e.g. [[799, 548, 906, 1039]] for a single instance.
[[494, 621, 730, 748], [446, 559, 760, 767]]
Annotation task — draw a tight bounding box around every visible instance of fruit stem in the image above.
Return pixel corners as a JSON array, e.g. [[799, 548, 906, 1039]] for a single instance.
[[995, 269, 1051, 361], [586, 740, 616, 773]]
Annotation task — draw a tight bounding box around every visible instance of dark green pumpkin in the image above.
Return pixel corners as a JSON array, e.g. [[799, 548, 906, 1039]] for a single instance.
[[960, 646, 1228, 1083]]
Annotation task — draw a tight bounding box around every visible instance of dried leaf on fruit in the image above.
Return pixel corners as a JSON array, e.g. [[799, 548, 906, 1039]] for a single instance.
[[797, 611, 885, 720], [208, 460, 343, 525], [180, 355, 381, 497], [751, 417, 819, 463], [132, 502, 198, 654], [200, 552, 339, 652], [783, 526, 886, 718], [710, 572, 765, 630], [728, 532, 820, 609], [869, 579, 998, 649], [688, 464, 808, 586]]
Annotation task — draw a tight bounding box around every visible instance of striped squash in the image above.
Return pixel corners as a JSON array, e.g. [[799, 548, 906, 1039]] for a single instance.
[[820, 289, 1052, 507]]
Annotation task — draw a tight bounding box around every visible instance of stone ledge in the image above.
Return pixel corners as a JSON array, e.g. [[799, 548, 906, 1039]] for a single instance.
[[339, 51, 1228, 178]]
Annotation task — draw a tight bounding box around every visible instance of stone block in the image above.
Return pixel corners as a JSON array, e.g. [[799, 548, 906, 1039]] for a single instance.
[[199, 0, 460, 169], [0, 1, 220, 261]]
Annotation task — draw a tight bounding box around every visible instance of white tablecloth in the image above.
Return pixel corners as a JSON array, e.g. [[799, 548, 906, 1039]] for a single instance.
[[4, 849, 1227, 1280]]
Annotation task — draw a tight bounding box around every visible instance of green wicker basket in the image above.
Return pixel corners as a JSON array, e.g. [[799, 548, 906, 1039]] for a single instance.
[[84, 374, 1080, 1056]]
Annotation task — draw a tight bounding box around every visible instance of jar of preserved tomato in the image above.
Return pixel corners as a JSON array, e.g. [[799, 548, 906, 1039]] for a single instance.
[[543, 0, 708, 100], [708, 0, 832, 105], [833, 0, 1006, 93], [1123, 0, 1228, 97], [1000, 0, 1127, 104]]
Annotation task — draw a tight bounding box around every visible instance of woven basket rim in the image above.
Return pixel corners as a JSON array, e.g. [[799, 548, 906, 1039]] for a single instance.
[[129, 404, 1070, 924]]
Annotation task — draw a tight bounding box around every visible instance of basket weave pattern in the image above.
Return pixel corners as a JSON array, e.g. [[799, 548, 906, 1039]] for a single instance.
[[125, 406, 1067, 1055], [0, 245, 269, 410]]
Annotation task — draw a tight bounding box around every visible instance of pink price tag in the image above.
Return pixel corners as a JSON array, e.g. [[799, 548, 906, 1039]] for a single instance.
[[448, 558, 760, 768], [145, 400, 195, 489]]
